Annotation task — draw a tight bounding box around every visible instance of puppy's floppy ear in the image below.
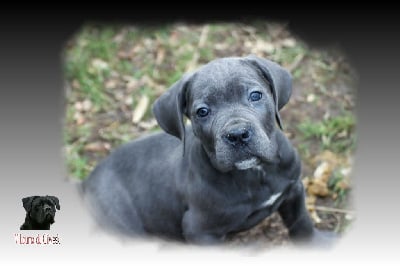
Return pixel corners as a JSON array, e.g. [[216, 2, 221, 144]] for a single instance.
[[47, 196, 60, 210], [245, 55, 293, 130], [22, 196, 38, 212], [152, 73, 192, 141]]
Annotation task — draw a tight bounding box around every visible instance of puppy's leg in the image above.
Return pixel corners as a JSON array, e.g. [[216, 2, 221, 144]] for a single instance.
[[279, 180, 338, 248], [182, 209, 224, 245], [278, 180, 314, 241]]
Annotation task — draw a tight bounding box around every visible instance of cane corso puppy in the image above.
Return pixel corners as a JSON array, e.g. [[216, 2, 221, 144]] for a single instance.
[[20, 196, 60, 230], [82, 55, 334, 245]]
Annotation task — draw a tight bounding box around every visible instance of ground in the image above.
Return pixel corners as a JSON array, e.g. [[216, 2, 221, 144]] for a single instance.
[[63, 22, 356, 247]]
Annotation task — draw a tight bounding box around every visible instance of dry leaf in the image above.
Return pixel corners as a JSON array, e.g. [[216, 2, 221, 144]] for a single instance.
[[310, 210, 322, 223], [156, 48, 165, 65], [302, 176, 311, 188], [114, 91, 124, 101], [117, 50, 131, 59], [91, 58, 109, 70], [340, 167, 352, 177], [307, 93, 316, 103], [284, 131, 293, 138], [113, 30, 126, 44], [282, 38, 296, 48], [215, 43, 228, 50], [132, 95, 149, 124], [337, 130, 348, 138], [323, 111, 331, 120], [313, 161, 332, 182], [124, 96, 133, 106], [306, 194, 317, 208], [337, 179, 350, 190], [126, 79, 139, 92], [244, 40, 274, 55], [186, 53, 200, 72], [105, 79, 118, 89], [84, 142, 111, 153], [307, 161, 332, 197], [307, 179, 330, 197], [74, 101, 83, 111], [141, 75, 158, 88], [138, 119, 158, 130], [169, 30, 179, 45], [312, 150, 347, 169], [304, 160, 336, 198], [71, 79, 80, 89], [130, 45, 142, 55], [255, 39, 274, 53], [73, 112, 85, 125], [82, 99, 92, 111], [345, 213, 354, 220], [198, 25, 209, 47]]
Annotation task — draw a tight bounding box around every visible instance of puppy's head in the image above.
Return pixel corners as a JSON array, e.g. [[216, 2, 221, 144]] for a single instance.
[[153, 55, 292, 172], [22, 196, 60, 225]]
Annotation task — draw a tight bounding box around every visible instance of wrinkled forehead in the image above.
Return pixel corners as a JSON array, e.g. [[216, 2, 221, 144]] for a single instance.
[[33, 197, 53, 206], [189, 59, 266, 102]]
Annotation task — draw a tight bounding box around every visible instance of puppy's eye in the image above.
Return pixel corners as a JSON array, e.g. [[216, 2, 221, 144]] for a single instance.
[[249, 91, 262, 102], [196, 107, 210, 117]]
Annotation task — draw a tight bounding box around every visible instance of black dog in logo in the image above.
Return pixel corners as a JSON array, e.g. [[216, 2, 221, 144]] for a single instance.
[[20, 196, 60, 230]]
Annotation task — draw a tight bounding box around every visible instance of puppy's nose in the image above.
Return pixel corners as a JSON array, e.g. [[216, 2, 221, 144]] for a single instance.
[[223, 127, 252, 146], [44, 206, 52, 212]]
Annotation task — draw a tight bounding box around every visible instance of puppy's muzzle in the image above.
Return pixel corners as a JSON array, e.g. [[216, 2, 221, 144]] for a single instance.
[[222, 122, 253, 147], [44, 204, 55, 216]]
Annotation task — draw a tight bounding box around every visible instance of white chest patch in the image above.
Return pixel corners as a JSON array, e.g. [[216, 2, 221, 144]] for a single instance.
[[252, 165, 265, 172], [235, 157, 260, 170], [259, 192, 282, 208]]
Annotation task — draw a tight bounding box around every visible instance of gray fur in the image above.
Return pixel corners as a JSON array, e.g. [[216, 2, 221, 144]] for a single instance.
[[81, 55, 334, 245]]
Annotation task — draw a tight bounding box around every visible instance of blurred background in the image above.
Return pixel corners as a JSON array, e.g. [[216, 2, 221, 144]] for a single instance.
[[63, 21, 357, 248]]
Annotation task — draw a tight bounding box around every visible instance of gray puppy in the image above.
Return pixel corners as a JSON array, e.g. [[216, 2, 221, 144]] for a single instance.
[[82, 55, 332, 245]]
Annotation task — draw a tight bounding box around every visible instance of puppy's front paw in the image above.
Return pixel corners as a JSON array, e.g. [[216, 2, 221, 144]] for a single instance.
[[304, 229, 338, 249]]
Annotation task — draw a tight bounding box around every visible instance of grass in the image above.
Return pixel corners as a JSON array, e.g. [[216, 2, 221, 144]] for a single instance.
[[62, 22, 358, 242], [327, 167, 352, 207], [64, 34, 114, 109], [63, 22, 357, 237], [64, 23, 356, 181], [298, 114, 356, 153], [297, 112, 354, 234], [65, 144, 91, 179]]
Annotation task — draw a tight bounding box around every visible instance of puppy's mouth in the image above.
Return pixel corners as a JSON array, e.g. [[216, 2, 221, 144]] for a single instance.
[[234, 157, 260, 170], [45, 213, 54, 220]]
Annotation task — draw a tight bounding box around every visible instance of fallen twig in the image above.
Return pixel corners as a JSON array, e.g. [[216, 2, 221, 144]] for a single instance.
[[314, 205, 355, 215], [186, 25, 209, 72], [288, 53, 305, 72]]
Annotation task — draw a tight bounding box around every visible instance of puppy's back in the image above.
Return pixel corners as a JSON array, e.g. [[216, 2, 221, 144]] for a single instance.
[[81, 131, 186, 236]]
